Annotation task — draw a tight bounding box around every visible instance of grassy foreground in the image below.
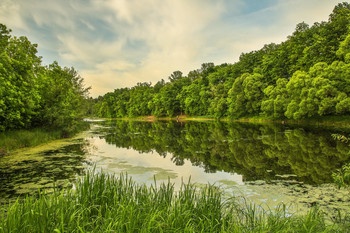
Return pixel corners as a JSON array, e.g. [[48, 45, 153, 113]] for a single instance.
[[1, 170, 349, 233]]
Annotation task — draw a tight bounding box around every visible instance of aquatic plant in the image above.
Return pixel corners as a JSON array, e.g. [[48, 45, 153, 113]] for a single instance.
[[332, 134, 350, 188], [0, 169, 347, 232]]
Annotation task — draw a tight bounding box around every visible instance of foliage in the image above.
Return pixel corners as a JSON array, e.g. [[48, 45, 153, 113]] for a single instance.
[[0, 24, 90, 135], [35, 63, 90, 135], [0, 32, 41, 131], [227, 73, 265, 118], [0, 169, 346, 232], [92, 3, 350, 120]]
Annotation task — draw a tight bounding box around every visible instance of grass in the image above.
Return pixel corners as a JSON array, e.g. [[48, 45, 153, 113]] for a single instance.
[[0, 128, 62, 155], [0, 170, 349, 232], [0, 122, 89, 156]]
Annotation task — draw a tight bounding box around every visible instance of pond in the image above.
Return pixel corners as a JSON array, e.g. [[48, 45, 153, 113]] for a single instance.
[[1, 120, 350, 215]]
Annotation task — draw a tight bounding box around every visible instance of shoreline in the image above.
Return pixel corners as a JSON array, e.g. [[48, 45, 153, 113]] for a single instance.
[[91, 115, 350, 129]]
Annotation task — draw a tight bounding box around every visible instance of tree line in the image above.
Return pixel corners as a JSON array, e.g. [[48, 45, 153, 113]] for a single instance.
[[0, 24, 90, 135], [93, 2, 350, 120]]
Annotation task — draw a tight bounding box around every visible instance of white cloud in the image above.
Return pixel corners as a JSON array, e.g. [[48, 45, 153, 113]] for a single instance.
[[0, 0, 25, 30], [56, 34, 126, 65], [280, 0, 342, 25], [0, 0, 345, 97], [78, 0, 231, 96]]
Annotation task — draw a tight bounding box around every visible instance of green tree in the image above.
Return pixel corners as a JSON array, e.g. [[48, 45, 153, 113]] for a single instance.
[[181, 80, 209, 116], [227, 73, 265, 118], [261, 78, 289, 118], [0, 34, 41, 130], [128, 82, 153, 117], [337, 33, 350, 63], [168, 71, 183, 83], [35, 62, 90, 135], [0, 23, 90, 134]]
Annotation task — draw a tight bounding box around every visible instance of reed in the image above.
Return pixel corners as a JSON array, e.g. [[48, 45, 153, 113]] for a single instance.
[[0, 170, 348, 232], [0, 128, 62, 154], [0, 122, 89, 155]]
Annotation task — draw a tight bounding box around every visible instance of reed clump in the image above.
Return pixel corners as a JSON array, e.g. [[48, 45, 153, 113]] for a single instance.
[[0, 170, 348, 232]]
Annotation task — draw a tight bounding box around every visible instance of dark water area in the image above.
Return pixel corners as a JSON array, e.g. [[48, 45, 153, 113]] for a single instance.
[[0, 138, 90, 200], [1, 120, 350, 214]]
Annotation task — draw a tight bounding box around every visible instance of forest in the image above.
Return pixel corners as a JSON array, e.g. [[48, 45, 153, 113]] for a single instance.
[[92, 2, 350, 120], [0, 24, 89, 134]]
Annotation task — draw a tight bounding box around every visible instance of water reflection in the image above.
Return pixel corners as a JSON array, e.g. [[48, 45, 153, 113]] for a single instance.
[[96, 120, 350, 185], [1, 120, 350, 215]]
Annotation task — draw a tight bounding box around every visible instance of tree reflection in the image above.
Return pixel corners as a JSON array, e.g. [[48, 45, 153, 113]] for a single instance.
[[99, 120, 350, 184]]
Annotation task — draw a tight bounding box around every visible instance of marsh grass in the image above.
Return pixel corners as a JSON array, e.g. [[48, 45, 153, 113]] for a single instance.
[[0, 170, 348, 232], [0, 122, 89, 155], [0, 128, 62, 154]]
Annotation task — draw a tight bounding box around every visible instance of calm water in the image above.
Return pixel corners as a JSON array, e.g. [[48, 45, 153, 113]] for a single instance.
[[1, 120, 350, 214]]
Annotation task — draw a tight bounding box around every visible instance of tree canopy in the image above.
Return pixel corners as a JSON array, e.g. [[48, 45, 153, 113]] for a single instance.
[[0, 24, 90, 134]]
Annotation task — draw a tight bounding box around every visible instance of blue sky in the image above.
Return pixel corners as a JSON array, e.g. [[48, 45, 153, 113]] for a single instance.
[[0, 0, 344, 97]]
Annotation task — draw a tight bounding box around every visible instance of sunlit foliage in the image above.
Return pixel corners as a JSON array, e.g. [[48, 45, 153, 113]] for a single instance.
[[0, 24, 90, 134]]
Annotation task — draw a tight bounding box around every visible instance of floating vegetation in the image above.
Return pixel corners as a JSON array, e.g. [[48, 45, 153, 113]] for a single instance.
[[0, 135, 90, 200]]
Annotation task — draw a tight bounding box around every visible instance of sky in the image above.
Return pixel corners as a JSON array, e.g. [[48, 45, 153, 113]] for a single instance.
[[0, 0, 345, 97]]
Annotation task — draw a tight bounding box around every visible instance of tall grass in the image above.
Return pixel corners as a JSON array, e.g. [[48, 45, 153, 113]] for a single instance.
[[0, 170, 348, 232], [0, 122, 89, 155], [0, 128, 62, 154]]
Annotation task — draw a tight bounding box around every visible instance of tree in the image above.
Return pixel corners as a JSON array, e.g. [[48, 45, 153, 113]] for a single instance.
[[168, 71, 183, 83], [337, 34, 350, 62], [127, 82, 153, 117], [35, 62, 90, 135], [0, 23, 90, 133], [199, 63, 216, 78], [187, 69, 201, 81], [0, 24, 11, 50], [0, 34, 41, 130], [282, 62, 350, 119], [227, 73, 265, 118], [181, 80, 208, 116], [261, 78, 289, 118]]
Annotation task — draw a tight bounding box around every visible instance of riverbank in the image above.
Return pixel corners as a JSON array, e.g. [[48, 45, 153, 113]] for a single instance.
[[0, 122, 89, 156], [231, 115, 350, 128], [1, 169, 348, 232], [95, 115, 350, 129]]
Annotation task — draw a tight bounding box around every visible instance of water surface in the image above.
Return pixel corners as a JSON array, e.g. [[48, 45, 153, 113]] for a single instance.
[[1, 120, 350, 215]]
